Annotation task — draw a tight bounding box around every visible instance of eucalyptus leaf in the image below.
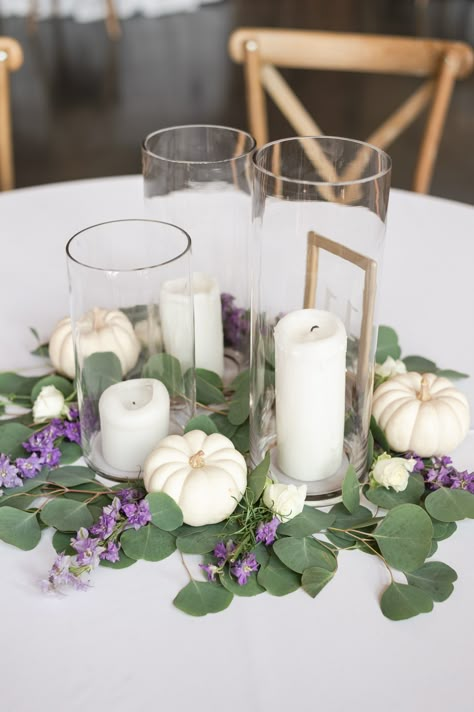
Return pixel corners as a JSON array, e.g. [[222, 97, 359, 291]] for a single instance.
[[142, 353, 183, 398], [0, 372, 43, 398], [376, 326, 401, 362], [120, 524, 176, 561], [278, 506, 335, 537], [329, 503, 375, 533], [0, 493, 40, 510], [228, 382, 250, 426], [430, 519, 457, 541], [0, 423, 33, 459], [273, 537, 337, 574], [31, 343, 50, 358], [173, 580, 233, 616], [82, 352, 122, 400], [325, 531, 357, 550], [372, 504, 433, 572], [380, 582, 434, 620], [229, 369, 249, 392], [40, 498, 94, 532], [57, 441, 83, 465], [146, 492, 183, 531], [195, 369, 225, 405], [342, 465, 360, 513], [425, 487, 474, 522], [209, 413, 237, 439], [52, 530, 74, 554], [247, 453, 270, 504], [251, 542, 271, 567], [47, 466, 96, 487], [436, 368, 469, 380], [31, 375, 74, 402], [184, 415, 218, 436], [231, 421, 249, 454], [367, 430, 374, 470], [405, 562, 457, 602], [219, 568, 265, 596], [176, 523, 226, 554], [370, 416, 391, 452], [100, 552, 137, 569], [428, 540, 438, 557], [301, 566, 335, 598], [257, 552, 301, 596], [402, 355, 437, 373], [364, 473, 425, 509], [0, 507, 41, 550]]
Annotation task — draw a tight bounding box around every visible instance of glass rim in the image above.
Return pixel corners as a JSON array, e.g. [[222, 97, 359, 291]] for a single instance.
[[252, 135, 392, 187], [66, 218, 192, 273], [142, 124, 256, 165]]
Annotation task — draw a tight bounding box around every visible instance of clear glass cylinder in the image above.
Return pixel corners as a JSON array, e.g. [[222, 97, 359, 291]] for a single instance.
[[66, 219, 195, 481], [142, 125, 256, 380], [250, 137, 392, 503]]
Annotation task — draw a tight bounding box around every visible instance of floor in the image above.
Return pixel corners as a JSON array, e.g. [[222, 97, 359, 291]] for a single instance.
[[1, 0, 473, 201]]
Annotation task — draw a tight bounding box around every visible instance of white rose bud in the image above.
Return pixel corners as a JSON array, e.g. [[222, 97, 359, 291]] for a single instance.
[[263, 482, 307, 522], [371, 453, 416, 492], [32, 385, 69, 424], [375, 356, 407, 379]]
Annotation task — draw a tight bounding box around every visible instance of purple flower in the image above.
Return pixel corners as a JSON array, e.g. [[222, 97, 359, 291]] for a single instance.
[[100, 541, 121, 563], [122, 500, 151, 530], [15, 453, 44, 479], [41, 553, 89, 593], [70, 528, 104, 567], [68, 407, 80, 421], [213, 540, 236, 566], [450, 470, 474, 493], [63, 420, 81, 445], [39, 446, 62, 468], [0, 455, 23, 488], [255, 516, 280, 546], [199, 562, 220, 582], [23, 429, 53, 453], [117, 488, 143, 505], [230, 553, 259, 585], [221, 293, 249, 350]]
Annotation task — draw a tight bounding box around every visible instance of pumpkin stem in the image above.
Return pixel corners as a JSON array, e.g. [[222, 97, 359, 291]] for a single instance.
[[189, 450, 205, 468], [417, 375, 431, 402]]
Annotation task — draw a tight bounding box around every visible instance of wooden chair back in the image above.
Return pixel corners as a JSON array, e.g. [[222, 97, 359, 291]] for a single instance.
[[0, 37, 23, 192], [229, 28, 474, 193]]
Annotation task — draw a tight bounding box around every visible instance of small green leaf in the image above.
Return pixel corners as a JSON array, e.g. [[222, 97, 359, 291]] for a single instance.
[[251, 542, 271, 567], [219, 568, 265, 597], [0, 372, 43, 397], [231, 421, 249, 454], [372, 504, 433, 572], [195, 369, 225, 405], [405, 562, 457, 602], [273, 537, 337, 574], [370, 416, 391, 451], [376, 326, 401, 362], [0, 423, 34, 459], [57, 441, 83, 465], [173, 580, 233, 616], [176, 523, 228, 555], [47, 466, 96, 487], [40, 498, 93, 532], [247, 453, 270, 504], [31, 343, 50, 358], [228, 382, 249, 426], [100, 553, 136, 569], [52, 530, 74, 554], [31, 375, 74, 402], [436, 368, 469, 380], [278, 506, 335, 537], [329, 503, 375, 533], [82, 351, 122, 400], [229, 369, 249, 392], [430, 519, 457, 541], [184, 415, 218, 436], [142, 353, 183, 398], [425, 487, 474, 522], [342, 465, 360, 513], [0, 507, 41, 550], [257, 552, 301, 596], [403, 355, 437, 373], [367, 431, 374, 470], [364, 473, 425, 509], [209, 413, 237, 439], [120, 524, 176, 561], [146, 492, 183, 531], [381, 582, 434, 620], [301, 566, 335, 598]]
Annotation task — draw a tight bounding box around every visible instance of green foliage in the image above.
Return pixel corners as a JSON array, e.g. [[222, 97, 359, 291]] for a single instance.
[[47, 466, 96, 487], [209, 413, 237, 439], [173, 580, 233, 616], [52, 530, 74, 554], [247, 453, 270, 504], [0, 372, 43, 398], [364, 473, 425, 509], [142, 353, 183, 398], [405, 562, 457, 602], [273, 537, 337, 574], [381, 582, 433, 620], [301, 567, 336, 598], [120, 524, 176, 561], [30, 375, 74, 402], [57, 441, 83, 465], [40, 498, 94, 532], [430, 519, 457, 541], [277, 506, 335, 537], [146, 492, 183, 531], [0, 507, 41, 550], [100, 553, 137, 569], [376, 326, 401, 362], [82, 352, 122, 400], [194, 369, 225, 405], [425, 487, 474, 522], [370, 416, 391, 451], [219, 568, 265, 597], [403, 355, 468, 380], [342, 465, 360, 513], [228, 377, 250, 426], [0, 423, 34, 459], [231, 421, 249, 454], [176, 523, 226, 554], [372, 504, 433, 572], [257, 552, 301, 596], [184, 415, 218, 435]]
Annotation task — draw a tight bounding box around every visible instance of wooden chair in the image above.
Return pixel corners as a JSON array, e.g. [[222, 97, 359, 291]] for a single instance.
[[228, 28, 474, 193], [0, 37, 23, 192], [28, 1, 121, 40]]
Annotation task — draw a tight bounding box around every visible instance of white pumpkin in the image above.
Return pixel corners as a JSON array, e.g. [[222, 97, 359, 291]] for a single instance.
[[372, 372, 470, 457], [143, 430, 247, 526], [49, 308, 140, 380]]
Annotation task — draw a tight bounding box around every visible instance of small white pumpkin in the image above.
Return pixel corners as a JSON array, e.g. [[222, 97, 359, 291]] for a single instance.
[[372, 372, 470, 457], [49, 308, 140, 380], [143, 430, 247, 526]]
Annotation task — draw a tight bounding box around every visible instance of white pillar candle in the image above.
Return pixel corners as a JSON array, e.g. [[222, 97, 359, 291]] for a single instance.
[[274, 309, 347, 481], [160, 272, 224, 376], [98, 378, 170, 473]]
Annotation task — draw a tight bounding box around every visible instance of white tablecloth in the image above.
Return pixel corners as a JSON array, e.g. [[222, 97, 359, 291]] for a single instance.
[[0, 177, 473, 712]]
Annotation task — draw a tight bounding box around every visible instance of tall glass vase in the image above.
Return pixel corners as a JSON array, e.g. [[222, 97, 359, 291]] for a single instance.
[[66, 219, 195, 481], [250, 137, 392, 503], [142, 125, 255, 381]]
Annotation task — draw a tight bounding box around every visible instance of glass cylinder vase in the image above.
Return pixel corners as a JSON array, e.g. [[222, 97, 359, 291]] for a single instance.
[[66, 219, 195, 481], [250, 137, 392, 503], [142, 124, 255, 381]]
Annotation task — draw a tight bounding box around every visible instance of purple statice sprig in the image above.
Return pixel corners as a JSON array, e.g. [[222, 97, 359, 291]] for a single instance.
[[221, 293, 250, 350], [42, 488, 150, 593], [407, 453, 474, 493]]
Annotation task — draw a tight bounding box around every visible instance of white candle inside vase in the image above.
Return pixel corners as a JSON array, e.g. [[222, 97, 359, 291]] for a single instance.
[[274, 309, 347, 481], [98, 378, 170, 473], [160, 272, 224, 376]]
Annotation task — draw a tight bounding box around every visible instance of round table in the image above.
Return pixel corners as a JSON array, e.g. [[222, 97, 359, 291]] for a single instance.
[[0, 177, 473, 712]]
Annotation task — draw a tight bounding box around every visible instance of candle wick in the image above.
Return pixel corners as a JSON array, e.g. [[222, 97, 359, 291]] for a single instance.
[[310, 325, 319, 332]]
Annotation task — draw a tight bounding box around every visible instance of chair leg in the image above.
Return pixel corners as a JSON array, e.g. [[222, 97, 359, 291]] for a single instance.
[[105, 0, 122, 40], [27, 0, 39, 35], [0, 59, 14, 191]]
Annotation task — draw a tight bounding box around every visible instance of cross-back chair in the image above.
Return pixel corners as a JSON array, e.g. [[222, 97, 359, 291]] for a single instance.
[[0, 37, 23, 192], [228, 28, 474, 193], [28, 1, 121, 39]]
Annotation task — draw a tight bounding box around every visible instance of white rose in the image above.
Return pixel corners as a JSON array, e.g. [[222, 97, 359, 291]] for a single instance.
[[32, 385, 69, 423], [263, 482, 307, 521], [375, 356, 407, 379], [371, 453, 416, 492]]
